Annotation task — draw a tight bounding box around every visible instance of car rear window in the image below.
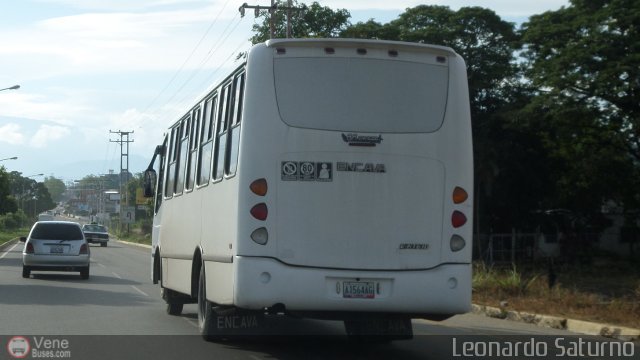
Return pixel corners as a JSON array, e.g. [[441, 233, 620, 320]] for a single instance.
[[31, 223, 84, 240], [84, 225, 106, 232]]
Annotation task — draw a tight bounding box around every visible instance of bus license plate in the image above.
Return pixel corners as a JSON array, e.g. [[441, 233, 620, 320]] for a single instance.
[[343, 281, 375, 299], [50, 246, 64, 254]]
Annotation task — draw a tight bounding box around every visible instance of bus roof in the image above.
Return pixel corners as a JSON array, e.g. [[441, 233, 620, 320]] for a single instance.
[[265, 38, 457, 56]]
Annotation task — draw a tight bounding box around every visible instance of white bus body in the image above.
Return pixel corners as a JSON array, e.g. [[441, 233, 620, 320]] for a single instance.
[[145, 38, 473, 339]]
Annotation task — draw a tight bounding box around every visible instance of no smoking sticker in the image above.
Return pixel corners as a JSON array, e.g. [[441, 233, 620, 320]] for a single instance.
[[281, 161, 298, 181]]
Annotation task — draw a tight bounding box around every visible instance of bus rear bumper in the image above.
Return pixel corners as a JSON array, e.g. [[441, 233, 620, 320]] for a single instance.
[[233, 256, 471, 318]]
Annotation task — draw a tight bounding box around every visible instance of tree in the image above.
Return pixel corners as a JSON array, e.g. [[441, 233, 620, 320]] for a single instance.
[[0, 167, 18, 215], [520, 0, 640, 217], [7, 172, 55, 217], [250, 1, 351, 44], [340, 19, 399, 40], [44, 176, 66, 204]]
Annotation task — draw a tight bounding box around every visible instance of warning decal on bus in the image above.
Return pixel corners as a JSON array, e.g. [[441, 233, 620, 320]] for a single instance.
[[281, 161, 332, 182]]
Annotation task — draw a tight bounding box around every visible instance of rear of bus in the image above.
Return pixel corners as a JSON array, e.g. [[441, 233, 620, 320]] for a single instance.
[[235, 39, 473, 321]]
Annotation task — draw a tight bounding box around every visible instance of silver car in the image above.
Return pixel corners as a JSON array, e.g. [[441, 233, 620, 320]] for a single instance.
[[21, 221, 90, 279]]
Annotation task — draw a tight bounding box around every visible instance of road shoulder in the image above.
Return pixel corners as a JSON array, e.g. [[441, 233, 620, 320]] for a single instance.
[[471, 303, 640, 342]]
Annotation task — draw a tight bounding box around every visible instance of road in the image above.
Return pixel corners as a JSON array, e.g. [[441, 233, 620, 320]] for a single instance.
[[1, 240, 637, 360]]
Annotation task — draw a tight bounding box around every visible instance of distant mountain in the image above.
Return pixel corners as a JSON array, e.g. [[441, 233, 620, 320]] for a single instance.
[[40, 154, 150, 181]]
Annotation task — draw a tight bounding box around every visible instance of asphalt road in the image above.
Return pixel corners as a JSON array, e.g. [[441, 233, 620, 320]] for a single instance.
[[1, 240, 637, 360]]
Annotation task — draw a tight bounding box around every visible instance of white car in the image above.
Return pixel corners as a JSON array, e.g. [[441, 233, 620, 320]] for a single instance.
[[21, 221, 90, 279]]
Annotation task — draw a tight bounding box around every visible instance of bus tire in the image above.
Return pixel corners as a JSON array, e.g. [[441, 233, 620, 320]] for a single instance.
[[162, 287, 184, 316], [166, 302, 183, 316], [197, 267, 218, 341]]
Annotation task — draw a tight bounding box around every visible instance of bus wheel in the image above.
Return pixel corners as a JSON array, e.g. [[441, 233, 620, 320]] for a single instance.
[[166, 302, 183, 316], [198, 267, 216, 340], [162, 287, 184, 316], [344, 318, 413, 342], [198, 268, 264, 341]]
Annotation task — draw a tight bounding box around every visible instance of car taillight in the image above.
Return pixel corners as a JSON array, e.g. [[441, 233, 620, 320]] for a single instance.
[[79, 244, 88, 254], [26, 242, 34, 254]]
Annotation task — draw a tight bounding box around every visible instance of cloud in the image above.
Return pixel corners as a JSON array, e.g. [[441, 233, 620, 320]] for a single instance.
[[0, 92, 85, 126], [0, 3, 247, 76], [0, 124, 26, 145], [30, 125, 70, 148]]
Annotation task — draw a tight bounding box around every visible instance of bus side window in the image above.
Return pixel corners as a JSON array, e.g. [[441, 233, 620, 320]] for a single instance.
[[155, 136, 167, 213], [197, 95, 216, 186], [226, 72, 245, 176], [175, 116, 190, 195], [164, 125, 179, 198], [186, 106, 201, 191], [214, 83, 232, 180]]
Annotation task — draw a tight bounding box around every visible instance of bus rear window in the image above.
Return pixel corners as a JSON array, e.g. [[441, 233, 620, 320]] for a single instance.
[[274, 57, 448, 133]]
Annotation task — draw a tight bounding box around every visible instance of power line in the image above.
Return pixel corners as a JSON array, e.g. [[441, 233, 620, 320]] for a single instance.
[[239, 1, 305, 38], [137, 0, 236, 123], [109, 130, 134, 210]]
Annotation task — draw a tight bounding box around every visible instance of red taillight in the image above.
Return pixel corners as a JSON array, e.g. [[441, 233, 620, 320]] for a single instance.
[[453, 187, 468, 204], [26, 242, 34, 254], [250, 178, 268, 196], [79, 243, 88, 254], [250, 203, 268, 221], [452, 211, 467, 228]]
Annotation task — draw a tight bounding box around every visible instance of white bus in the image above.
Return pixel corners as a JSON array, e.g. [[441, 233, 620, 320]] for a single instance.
[[144, 38, 474, 341]]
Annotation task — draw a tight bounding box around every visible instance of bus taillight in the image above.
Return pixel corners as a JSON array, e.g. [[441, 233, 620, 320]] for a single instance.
[[250, 203, 268, 221], [251, 227, 269, 245], [250, 178, 268, 196], [450, 235, 466, 252], [452, 187, 468, 204], [451, 211, 467, 228]]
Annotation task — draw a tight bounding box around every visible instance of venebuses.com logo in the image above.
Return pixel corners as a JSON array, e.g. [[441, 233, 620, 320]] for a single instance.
[[6, 336, 72, 359], [6, 336, 30, 359]]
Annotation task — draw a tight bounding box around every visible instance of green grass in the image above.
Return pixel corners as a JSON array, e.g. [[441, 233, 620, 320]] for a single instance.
[[0, 228, 30, 246]]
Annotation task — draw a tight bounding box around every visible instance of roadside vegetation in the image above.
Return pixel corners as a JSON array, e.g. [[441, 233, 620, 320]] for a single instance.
[[0, 211, 31, 246], [473, 259, 640, 329], [112, 219, 152, 246]]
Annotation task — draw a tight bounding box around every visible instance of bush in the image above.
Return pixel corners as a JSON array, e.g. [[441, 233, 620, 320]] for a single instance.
[[0, 211, 28, 230]]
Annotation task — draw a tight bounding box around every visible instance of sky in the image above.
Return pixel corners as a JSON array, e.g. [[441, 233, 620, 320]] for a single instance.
[[0, 0, 569, 184]]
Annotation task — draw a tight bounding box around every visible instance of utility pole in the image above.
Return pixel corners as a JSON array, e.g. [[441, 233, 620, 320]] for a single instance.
[[110, 130, 134, 234], [239, 1, 305, 39]]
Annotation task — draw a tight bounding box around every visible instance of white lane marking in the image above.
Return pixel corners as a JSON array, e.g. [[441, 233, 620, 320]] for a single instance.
[[97, 263, 106, 268], [131, 285, 149, 297], [183, 317, 198, 328], [112, 272, 122, 279], [249, 355, 263, 360], [0, 242, 19, 260]]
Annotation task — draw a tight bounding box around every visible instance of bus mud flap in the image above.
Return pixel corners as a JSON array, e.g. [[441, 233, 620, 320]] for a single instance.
[[209, 307, 266, 338]]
